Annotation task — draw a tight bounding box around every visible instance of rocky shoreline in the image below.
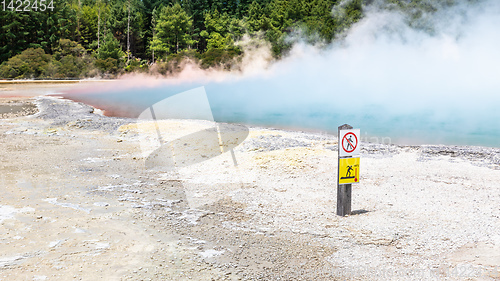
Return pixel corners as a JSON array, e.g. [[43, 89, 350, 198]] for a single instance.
[[0, 96, 499, 280]]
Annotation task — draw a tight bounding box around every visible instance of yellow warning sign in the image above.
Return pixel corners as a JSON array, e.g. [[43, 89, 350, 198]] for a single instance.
[[339, 157, 360, 185]]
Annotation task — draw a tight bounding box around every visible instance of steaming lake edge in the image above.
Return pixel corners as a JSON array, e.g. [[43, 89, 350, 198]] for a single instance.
[[62, 93, 500, 161], [3, 79, 495, 148], [1, 96, 499, 280], [61, 84, 500, 149], [29, 95, 500, 164]]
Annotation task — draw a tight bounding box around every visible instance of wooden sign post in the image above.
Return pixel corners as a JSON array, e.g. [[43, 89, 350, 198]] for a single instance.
[[337, 124, 360, 216]]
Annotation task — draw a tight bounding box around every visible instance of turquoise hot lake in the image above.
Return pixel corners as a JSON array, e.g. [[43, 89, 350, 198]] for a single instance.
[[63, 79, 500, 148]]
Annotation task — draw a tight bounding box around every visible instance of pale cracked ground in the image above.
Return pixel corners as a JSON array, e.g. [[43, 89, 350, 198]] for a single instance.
[[0, 96, 499, 281]]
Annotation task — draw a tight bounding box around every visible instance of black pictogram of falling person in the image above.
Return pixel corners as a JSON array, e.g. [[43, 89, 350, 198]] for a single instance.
[[346, 165, 353, 177]]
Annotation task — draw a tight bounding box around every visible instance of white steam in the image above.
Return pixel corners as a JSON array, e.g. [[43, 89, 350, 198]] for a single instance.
[[69, 0, 500, 146]]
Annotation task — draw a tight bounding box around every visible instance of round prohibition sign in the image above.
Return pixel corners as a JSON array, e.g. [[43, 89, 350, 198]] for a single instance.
[[342, 132, 358, 153]]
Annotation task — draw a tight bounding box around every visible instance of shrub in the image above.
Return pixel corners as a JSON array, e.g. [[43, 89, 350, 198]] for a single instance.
[[152, 49, 200, 76], [95, 57, 120, 74], [58, 55, 85, 78], [125, 58, 149, 73], [200, 48, 242, 69], [0, 48, 52, 79], [53, 40, 97, 78], [43, 61, 63, 78], [53, 39, 86, 60]]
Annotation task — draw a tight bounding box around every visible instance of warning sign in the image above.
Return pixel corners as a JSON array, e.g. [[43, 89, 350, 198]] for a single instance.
[[339, 157, 360, 185], [339, 129, 360, 157]]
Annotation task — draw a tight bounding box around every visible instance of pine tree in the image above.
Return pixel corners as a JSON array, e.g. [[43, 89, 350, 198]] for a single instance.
[[97, 32, 124, 60], [0, 12, 31, 63], [246, 1, 265, 33], [152, 4, 196, 56]]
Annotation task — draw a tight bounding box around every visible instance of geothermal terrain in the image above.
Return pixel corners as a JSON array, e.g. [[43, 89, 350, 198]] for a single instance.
[[0, 95, 499, 280]]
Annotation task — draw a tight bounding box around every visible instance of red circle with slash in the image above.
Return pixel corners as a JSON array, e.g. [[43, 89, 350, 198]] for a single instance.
[[342, 132, 358, 153]]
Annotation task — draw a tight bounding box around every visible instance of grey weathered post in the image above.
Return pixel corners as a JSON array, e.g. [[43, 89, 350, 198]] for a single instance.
[[337, 124, 353, 216]]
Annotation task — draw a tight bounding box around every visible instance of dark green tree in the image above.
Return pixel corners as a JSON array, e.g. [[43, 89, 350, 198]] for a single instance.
[[151, 3, 196, 56], [246, 1, 266, 33], [97, 32, 125, 60], [0, 0, 379, 76], [95, 32, 125, 73], [200, 10, 244, 51], [0, 12, 30, 63]]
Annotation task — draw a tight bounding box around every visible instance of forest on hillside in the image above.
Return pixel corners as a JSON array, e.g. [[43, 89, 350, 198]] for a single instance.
[[0, 0, 465, 79]]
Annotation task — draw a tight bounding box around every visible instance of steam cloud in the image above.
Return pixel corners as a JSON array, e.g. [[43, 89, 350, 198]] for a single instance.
[[64, 0, 500, 147]]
